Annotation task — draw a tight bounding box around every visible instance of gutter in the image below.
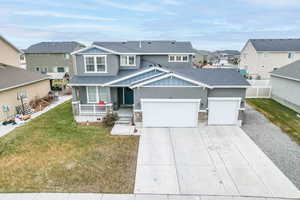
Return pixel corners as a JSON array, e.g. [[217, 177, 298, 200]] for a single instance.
[[0, 77, 50, 92]]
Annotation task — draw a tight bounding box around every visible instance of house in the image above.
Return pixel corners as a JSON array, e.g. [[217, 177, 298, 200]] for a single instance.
[[270, 60, 300, 113], [0, 34, 23, 67], [25, 41, 85, 79], [0, 63, 50, 121], [69, 40, 249, 127], [192, 50, 214, 67], [240, 39, 300, 79]]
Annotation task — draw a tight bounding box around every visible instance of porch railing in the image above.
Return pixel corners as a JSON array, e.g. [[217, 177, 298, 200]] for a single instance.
[[79, 103, 113, 115]]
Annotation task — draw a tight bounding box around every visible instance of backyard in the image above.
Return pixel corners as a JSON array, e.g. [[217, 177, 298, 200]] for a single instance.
[[247, 99, 300, 144], [0, 101, 139, 193]]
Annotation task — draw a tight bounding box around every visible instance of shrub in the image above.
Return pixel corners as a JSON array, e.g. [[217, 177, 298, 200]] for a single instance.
[[102, 113, 119, 127]]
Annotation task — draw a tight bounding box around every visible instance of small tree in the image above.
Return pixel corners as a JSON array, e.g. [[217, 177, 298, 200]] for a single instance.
[[102, 113, 119, 127]]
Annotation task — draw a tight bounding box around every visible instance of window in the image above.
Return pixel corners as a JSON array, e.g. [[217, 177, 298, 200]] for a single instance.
[[20, 54, 25, 61], [36, 67, 40, 71], [57, 67, 65, 73], [64, 53, 70, 59], [87, 86, 109, 103], [17, 90, 27, 100], [41, 67, 48, 74], [288, 52, 295, 59], [84, 55, 107, 73], [120, 55, 136, 66], [168, 55, 189, 62]]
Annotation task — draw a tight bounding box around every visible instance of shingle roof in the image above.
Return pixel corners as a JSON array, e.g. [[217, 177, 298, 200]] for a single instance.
[[0, 63, 49, 92], [25, 42, 85, 53], [250, 39, 300, 51], [270, 60, 300, 81], [92, 41, 195, 54]]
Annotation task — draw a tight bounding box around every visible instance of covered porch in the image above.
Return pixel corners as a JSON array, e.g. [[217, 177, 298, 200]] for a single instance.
[[71, 86, 134, 118]]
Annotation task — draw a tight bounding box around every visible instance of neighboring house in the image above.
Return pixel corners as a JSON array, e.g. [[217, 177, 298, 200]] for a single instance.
[[240, 39, 300, 79], [69, 40, 249, 127], [0, 63, 50, 121], [25, 41, 85, 79], [0, 34, 23, 67], [270, 60, 300, 113], [192, 50, 214, 67]]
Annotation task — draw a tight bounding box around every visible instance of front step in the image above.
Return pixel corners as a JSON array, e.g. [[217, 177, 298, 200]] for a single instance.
[[115, 116, 132, 124]]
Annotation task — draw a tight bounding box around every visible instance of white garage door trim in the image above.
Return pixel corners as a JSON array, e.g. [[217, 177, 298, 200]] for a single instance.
[[208, 97, 241, 125], [141, 99, 201, 128]]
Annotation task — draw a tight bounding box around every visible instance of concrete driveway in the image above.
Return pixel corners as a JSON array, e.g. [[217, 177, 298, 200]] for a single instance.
[[134, 125, 300, 198]]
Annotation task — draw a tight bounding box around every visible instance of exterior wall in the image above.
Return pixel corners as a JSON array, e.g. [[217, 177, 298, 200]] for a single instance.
[[239, 41, 258, 78], [271, 76, 300, 113], [0, 38, 21, 67], [208, 88, 246, 108], [142, 55, 193, 68], [75, 54, 119, 76], [133, 87, 207, 110], [26, 53, 74, 76], [0, 80, 50, 121], [240, 41, 300, 79]]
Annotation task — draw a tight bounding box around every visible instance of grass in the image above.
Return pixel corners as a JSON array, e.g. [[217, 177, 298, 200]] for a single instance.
[[247, 99, 300, 144], [0, 101, 139, 193]]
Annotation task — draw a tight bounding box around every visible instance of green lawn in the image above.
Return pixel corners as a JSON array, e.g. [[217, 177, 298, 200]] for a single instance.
[[0, 101, 139, 193], [247, 99, 300, 144]]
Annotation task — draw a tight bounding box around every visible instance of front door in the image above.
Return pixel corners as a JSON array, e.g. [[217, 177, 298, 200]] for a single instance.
[[124, 87, 134, 104]]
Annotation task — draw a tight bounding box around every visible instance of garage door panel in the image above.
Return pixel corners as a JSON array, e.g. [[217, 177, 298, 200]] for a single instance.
[[142, 99, 200, 128], [208, 98, 240, 125]]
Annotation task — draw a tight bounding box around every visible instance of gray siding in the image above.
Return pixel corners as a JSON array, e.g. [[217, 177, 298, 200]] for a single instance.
[[26, 53, 74, 76], [75, 54, 119, 76], [271, 76, 300, 113], [134, 87, 207, 110], [142, 55, 192, 68], [208, 88, 246, 99]]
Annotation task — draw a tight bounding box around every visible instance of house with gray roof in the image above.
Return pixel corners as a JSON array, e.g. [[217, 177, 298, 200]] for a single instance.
[[69, 40, 249, 127], [240, 39, 300, 79], [0, 63, 50, 121], [25, 41, 85, 80], [270, 60, 300, 113]]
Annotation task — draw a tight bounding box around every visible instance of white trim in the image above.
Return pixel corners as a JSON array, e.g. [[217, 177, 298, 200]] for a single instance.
[[208, 97, 242, 101], [71, 45, 118, 55], [141, 98, 201, 103], [168, 55, 189, 62], [83, 55, 107, 73], [211, 85, 250, 88], [271, 74, 300, 82], [131, 73, 212, 89], [120, 55, 136, 66], [0, 77, 50, 92], [140, 85, 202, 88], [103, 67, 169, 86]]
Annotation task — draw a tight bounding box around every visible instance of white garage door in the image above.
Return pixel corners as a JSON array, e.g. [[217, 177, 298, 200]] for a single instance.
[[208, 98, 241, 125], [141, 99, 201, 127]]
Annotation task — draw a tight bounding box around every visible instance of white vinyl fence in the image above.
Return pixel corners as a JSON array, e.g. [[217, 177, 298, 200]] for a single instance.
[[246, 80, 272, 98]]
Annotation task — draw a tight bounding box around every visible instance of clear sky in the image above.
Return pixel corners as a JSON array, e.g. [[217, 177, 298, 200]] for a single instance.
[[1, 0, 300, 51]]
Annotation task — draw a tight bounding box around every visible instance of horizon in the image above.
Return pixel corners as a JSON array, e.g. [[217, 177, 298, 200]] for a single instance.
[[1, 0, 300, 51]]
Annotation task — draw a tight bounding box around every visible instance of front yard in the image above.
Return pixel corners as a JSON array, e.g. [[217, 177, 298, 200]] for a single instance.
[[247, 99, 300, 144], [0, 102, 139, 193]]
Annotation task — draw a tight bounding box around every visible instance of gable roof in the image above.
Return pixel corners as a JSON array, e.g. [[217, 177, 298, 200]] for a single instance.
[[0, 34, 23, 53], [249, 39, 300, 52], [91, 40, 195, 54], [0, 63, 49, 92], [270, 60, 300, 82], [25, 42, 85, 54]]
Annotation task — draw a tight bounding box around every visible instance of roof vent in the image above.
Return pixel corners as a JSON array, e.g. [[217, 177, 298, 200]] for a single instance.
[[148, 41, 151, 44], [171, 41, 175, 44], [139, 40, 142, 48], [122, 42, 126, 44]]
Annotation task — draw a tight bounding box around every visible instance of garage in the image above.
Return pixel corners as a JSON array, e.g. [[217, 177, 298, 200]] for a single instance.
[[208, 97, 241, 125], [141, 99, 201, 127]]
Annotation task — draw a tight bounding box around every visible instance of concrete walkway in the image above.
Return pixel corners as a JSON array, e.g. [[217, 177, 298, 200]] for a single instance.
[[135, 126, 300, 199], [0, 95, 72, 138], [0, 193, 295, 200]]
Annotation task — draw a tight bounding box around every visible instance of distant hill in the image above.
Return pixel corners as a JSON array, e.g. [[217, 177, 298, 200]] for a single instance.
[[214, 50, 240, 55]]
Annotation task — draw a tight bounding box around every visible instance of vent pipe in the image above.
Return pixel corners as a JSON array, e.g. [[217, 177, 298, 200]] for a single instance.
[[139, 40, 142, 48]]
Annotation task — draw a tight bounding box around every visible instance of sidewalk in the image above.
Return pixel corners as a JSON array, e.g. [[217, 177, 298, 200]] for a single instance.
[[0, 95, 72, 138], [0, 193, 293, 200]]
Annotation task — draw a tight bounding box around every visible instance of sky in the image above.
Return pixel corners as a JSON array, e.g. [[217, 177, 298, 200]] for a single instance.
[[1, 0, 300, 51]]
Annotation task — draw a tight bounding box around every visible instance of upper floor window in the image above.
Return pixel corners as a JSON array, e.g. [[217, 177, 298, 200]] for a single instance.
[[64, 53, 70, 59], [84, 55, 107, 73], [168, 55, 189, 62], [121, 55, 136, 66], [288, 52, 295, 59], [57, 67, 65, 73]]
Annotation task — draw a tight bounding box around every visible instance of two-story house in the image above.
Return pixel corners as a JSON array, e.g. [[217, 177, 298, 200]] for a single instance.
[[240, 39, 300, 79], [69, 40, 249, 127], [25, 41, 85, 77], [0, 34, 23, 67]]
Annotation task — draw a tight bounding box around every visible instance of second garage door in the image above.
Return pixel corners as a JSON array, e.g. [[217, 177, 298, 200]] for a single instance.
[[208, 97, 241, 125], [141, 99, 201, 127]]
